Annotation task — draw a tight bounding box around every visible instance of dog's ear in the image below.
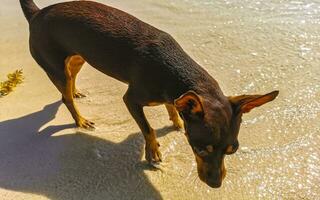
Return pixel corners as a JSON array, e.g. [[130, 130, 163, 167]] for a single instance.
[[174, 91, 204, 116], [229, 90, 279, 114]]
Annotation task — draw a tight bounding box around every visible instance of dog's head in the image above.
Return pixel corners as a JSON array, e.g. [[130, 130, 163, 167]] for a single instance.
[[174, 90, 279, 188]]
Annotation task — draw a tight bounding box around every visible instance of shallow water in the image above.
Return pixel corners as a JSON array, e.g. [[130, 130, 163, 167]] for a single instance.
[[0, 0, 319, 199]]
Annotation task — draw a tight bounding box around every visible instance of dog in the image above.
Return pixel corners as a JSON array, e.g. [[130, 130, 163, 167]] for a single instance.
[[20, 0, 279, 188]]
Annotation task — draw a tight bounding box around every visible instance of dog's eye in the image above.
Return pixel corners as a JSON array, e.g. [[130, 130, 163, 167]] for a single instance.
[[225, 141, 239, 155], [194, 147, 209, 157], [225, 145, 234, 155], [206, 145, 214, 153]]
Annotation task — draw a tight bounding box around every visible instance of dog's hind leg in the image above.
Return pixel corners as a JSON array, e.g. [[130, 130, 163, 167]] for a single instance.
[[68, 55, 86, 98], [63, 55, 94, 129], [30, 42, 93, 129]]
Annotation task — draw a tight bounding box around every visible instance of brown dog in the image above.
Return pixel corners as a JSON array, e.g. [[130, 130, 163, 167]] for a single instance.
[[20, 0, 279, 188]]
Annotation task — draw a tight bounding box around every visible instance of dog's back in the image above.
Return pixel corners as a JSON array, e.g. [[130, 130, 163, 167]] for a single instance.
[[23, 1, 212, 95], [28, 1, 155, 81]]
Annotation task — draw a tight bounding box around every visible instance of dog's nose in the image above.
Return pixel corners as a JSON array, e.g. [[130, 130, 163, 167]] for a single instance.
[[206, 179, 222, 188], [206, 171, 222, 188]]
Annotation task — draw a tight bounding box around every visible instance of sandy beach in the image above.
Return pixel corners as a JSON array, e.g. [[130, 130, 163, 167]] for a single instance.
[[1, 0, 319, 199]]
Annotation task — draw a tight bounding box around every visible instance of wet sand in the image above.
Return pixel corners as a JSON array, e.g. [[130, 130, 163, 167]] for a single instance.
[[0, 0, 319, 199]]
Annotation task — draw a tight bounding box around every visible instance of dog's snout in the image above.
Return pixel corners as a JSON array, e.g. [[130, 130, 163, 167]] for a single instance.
[[207, 179, 222, 188], [205, 170, 223, 188], [206, 171, 218, 181]]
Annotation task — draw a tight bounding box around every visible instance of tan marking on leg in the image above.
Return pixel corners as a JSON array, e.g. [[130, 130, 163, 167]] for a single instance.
[[165, 104, 184, 129], [66, 55, 86, 98], [64, 55, 94, 129], [144, 128, 162, 163]]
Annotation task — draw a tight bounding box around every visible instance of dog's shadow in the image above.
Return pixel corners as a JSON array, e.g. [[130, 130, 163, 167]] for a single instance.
[[0, 101, 173, 200]]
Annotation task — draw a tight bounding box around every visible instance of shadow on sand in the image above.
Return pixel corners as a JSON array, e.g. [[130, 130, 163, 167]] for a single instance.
[[0, 101, 174, 200]]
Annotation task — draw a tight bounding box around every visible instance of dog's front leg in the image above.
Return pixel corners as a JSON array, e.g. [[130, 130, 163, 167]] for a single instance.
[[123, 89, 162, 164]]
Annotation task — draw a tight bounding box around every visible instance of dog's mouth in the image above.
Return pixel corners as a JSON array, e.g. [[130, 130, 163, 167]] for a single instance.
[[198, 173, 223, 188], [197, 166, 226, 188], [206, 179, 222, 188]]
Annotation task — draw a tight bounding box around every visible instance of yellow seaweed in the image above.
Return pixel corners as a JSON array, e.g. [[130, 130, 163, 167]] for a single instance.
[[0, 69, 24, 97]]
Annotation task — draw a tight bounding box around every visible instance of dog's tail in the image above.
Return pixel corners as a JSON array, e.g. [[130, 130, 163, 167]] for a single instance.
[[19, 0, 40, 23]]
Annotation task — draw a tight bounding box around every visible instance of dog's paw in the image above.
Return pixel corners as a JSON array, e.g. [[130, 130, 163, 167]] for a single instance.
[[170, 116, 184, 130], [173, 120, 184, 130], [76, 117, 95, 129], [145, 140, 162, 164]]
